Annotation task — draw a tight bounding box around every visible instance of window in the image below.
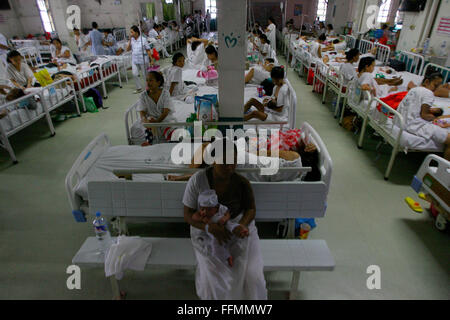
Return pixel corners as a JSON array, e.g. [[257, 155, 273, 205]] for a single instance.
[[36, 0, 55, 33], [205, 0, 217, 19], [316, 0, 328, 22], [377, 0, 391, 24]]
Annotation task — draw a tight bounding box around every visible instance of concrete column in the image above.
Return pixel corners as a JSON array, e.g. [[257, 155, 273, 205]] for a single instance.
[[217, 0, 246, 121], [48, 0, 77, 52], [175, 0, 182, 25], [123, 1, 138, 37]]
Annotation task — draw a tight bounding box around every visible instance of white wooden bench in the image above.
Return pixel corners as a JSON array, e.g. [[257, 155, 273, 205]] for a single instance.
[[72, 237, 335, 300]]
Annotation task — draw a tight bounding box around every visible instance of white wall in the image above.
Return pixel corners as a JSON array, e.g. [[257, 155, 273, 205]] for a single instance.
[[428, 0, 450, 57], [0, 0, 25, 38], [396, 0, 439, 52], [325, 0, 352, 34]]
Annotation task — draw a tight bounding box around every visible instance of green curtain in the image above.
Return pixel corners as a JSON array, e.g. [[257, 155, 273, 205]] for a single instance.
[[146, 3, 156, 19], [161, 0, 175, 21]]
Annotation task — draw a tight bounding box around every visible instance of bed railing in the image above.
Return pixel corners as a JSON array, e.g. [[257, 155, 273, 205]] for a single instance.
[[398, 51, 425, 75], [65, 133, 111, 215], [113, 28, 127, 42], [374, 42, 391, 65], [345, 35, 356, 49], [358, 39, 374, 54], [422, 63, 450, 83], [17, 46, 43, 68], [39, 77, 80, 114]]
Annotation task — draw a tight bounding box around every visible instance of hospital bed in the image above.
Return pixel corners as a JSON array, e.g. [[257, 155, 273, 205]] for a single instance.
[[374, 42, 391, 65], [65, 121, 332, 236], [113, 28, 127, 42], [397, 51, 425, 75], [358, 39, 374, 55], [71, 65, 103, 112], [17, 46, 44, 69], [0, 78, 79, 163], [345, 35, 356, 49], [411, 154, 449, 231], [94, 56, 123, 99], [11, 39, 51, 63]]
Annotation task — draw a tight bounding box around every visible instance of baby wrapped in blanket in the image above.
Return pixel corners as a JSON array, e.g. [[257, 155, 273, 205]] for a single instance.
[[192, 190, 249, 267]]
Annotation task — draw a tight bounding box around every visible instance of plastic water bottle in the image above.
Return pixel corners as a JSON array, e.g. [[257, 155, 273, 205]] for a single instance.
[[93, 212, 112, 255], [331, 97, 337, 111]]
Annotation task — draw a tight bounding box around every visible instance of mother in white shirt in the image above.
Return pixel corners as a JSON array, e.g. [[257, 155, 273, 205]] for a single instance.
[[51, 38, 77, 65]]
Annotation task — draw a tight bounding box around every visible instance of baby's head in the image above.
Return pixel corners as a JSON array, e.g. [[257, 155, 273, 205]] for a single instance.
[[6, 88, 25, 101], [198, 189, 220, 218], [430, 107, 443, 117]]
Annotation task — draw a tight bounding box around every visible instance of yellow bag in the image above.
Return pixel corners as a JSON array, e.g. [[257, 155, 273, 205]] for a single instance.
[[33, 69, 53, 87]]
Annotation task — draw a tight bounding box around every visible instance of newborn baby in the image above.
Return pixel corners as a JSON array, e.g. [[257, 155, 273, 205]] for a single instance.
[[192, 190, 249, 267]]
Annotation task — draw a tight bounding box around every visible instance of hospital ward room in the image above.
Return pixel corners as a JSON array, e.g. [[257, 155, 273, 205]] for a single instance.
[[1, 0, 450, 303]]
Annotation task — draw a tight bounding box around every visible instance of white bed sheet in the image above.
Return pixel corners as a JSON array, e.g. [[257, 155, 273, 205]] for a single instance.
[[0, 101, 45, 133]]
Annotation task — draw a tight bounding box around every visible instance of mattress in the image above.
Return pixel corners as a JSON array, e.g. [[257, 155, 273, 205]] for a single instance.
[[75, 143, 304, 201], [0, 101, 45, 133]]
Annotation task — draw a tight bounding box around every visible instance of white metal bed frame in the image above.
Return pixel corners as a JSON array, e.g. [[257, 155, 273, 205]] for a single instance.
[[398, 51, 425, 75], [0, 78, 79, 163], [358, 39, 374, 55], [345, 35, 356, 49], [113, 28, 127, 42], [65, 122, 333, 235], [96, 57, 123, 99], [374, 42, 391, 65], [17, 46, 44, 69], [72, 65, 104, 112]]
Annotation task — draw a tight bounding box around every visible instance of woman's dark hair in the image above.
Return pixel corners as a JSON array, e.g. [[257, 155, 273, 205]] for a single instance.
[[270, 66, 284, 80], [382, 24, 388, 30], [358, 56, 375, 72], [332, 39, 339, 44], [7, 50, 21, 64], [191, 40, 202, 51], [422, 71, 443, 84], [318, 34, 326, 41], [130, 25, 140, 36], [147, 71, 164, 87], [172, 52, 184, 65], [260, 34, 270, 45], [268, 17, 275, 24], [345, 48, 360, 61], [73, 27, 79, 32], [92, 22, 98, 29], [432, 108, 444, 116], [265, 58, 275, 64], [327, 24, 333, 30], [205, 45, 218, 57], [162, 22, 168, 27], [51, 38, 62, 45]]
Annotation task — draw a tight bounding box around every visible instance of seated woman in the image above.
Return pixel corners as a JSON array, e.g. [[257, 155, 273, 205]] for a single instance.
[[102, 29, 124, 56], [205, 44, 218, 70], [310, 33, 327, 59], [6, 50, 37, 90], [256, 34, 271, 62], [339, 48, 360, 85], [164, 52, 198, 101], [244, 66, 289, 122], [182, 140, 267, 300], [137, 71, 175, 144], [50, 38, 77, 65], [245, 58, 274, 85], [358, 56, 402, 97], [397, 72, 450, 160]]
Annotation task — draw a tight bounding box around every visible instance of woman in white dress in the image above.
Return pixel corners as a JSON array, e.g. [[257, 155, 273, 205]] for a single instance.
[[50, 38, 77, 65], [182, 139, 267, 300], [126, 25, 154, 94], [136, 71, 175, 143], [265, 17, 276, 51], [6, 50, 35, 89]]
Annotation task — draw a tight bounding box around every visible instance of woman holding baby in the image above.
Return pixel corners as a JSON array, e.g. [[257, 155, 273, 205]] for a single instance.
[[182, 140, 267, 300]]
